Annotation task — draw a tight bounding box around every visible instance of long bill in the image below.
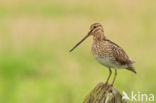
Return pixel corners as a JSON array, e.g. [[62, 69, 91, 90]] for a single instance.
[[69, 30, 92, 52]]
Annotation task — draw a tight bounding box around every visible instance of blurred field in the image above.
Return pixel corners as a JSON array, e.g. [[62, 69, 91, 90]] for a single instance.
[[0, 0, 156, 103]]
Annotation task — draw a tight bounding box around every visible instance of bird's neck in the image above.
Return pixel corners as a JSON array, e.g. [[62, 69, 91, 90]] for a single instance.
[[93, 32, 106, 42]]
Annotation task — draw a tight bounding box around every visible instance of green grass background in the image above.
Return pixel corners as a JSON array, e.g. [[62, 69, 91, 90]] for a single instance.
[[0, 0, 156, 103]]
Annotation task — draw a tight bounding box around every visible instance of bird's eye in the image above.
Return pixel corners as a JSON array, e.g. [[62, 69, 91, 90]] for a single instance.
[[93, 25, 97, 28]]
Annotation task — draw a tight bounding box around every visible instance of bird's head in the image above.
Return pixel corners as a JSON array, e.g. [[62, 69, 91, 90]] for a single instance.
[[69, 23, 104, 52], [89, 23, 104, 36]]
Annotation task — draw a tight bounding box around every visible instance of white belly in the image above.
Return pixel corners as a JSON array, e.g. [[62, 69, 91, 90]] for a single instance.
[[96, 56, 115, 68], [95, 56, 128, 69]]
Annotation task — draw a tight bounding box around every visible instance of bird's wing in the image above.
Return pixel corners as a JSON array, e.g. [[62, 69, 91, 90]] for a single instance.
[[106, 39, 133, 65], [112, 45, 131, 65]]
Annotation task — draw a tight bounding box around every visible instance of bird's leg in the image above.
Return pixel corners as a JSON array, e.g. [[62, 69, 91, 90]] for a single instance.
[[111, 69, 117, 86], [105, 67, 112, 84]]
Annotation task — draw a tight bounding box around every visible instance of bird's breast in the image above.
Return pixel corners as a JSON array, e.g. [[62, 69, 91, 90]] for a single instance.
[[91, 41, 111, 66], [91, 40, 112, 57]]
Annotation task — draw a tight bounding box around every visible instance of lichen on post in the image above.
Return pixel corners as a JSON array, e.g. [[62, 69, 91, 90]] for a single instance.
[[83, 82, 128, 103]]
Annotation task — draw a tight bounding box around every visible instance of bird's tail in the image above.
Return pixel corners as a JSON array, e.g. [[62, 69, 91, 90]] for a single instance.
[[127, 66, 136, 74]]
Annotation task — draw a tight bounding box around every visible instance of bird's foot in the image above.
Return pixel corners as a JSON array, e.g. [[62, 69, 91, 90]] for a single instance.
[[110, 84, 114, 87]]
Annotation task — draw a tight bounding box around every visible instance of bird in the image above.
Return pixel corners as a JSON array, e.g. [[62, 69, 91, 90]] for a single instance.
[[69, 23, 136, 86]]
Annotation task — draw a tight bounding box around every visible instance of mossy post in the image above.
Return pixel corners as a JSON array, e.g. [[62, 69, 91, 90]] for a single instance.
[[83, 82, 128, 103]]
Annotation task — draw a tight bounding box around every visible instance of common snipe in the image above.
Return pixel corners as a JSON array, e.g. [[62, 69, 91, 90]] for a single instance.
[[70, 23, 136, 86]]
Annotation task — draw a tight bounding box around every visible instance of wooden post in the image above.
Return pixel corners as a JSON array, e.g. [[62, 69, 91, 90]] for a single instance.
[[83, 82, 128, 103]]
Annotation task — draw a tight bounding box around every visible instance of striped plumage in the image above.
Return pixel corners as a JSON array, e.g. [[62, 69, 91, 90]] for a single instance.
[[70, 23, 136, 86], [91, 24, 136, 73]]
